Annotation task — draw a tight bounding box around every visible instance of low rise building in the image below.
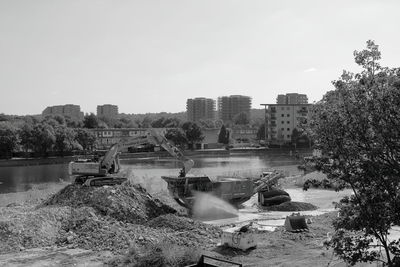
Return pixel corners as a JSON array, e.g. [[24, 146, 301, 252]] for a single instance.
[[90, 128, 167, 150]]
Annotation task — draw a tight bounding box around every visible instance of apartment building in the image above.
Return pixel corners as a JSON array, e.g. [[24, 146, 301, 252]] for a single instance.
[[276, 93, 308, 104], [42, 104, 84, 120], [218, 95, 252, 122], [186, 98, 216, 121], [261, 103, 311, 144], [97, 104, 119, 118]]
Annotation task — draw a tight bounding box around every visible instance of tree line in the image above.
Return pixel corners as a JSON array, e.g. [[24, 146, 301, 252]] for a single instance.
[[0, 115, 97, 159]]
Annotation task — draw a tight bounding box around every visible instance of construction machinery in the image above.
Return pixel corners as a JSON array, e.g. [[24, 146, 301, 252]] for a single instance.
[[161, 170, 285, 209], [69, 129, 194, 186]]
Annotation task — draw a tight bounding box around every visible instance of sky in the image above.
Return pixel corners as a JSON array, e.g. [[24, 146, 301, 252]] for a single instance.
[[1, 0, 400, 115]]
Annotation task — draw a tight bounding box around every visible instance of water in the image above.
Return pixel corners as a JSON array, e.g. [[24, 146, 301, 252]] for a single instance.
[[0, 154, 302, 194]]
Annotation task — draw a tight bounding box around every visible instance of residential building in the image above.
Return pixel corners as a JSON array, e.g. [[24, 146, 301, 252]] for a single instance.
[[42, 104, 84, 120], [276, 93, 308, 104], [186, 98, 216, 121], [97, 104, 118, 118], [260, 103, 311, 144], [90, 128, 167, 150], [218, 95, 252, 122], [230, 126, 258, 143]]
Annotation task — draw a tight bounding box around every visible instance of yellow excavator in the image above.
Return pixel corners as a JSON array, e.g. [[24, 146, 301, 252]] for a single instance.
[[68, 129, 194, 186]]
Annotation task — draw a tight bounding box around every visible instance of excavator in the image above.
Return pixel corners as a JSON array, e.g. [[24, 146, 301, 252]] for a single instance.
[[68, 129, 194, 186]]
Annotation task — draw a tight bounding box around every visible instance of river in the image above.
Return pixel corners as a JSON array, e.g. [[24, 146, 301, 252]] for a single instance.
[[0, 154, 302, 194]]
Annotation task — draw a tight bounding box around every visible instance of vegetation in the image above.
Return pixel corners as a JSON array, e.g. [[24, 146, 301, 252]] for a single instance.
[[83, 113, 99, 129], [256, 123, 266, 141], [0, 122, 18, 159], [164, 128, 187, 148], [310, 40, 400, 266], [217, 125, 229, 144], [233, 111, 250, 125], [181, 122, 204, 148]]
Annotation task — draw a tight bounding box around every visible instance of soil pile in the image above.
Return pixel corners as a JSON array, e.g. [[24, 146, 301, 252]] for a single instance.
[[42, 181, 176, 224], [0, 206, 72, 253], [2, 182, 222, 255], [265, 201, 318, 211]]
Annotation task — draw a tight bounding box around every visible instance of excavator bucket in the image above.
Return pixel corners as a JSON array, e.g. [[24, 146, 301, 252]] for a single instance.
[[284, 213, 309, 232]]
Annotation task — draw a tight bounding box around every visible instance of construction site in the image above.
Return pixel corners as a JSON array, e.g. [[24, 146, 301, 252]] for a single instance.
[[0, 130, 356, 266]]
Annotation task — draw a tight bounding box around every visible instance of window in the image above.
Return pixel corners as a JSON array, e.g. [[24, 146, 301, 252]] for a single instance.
[[287, 128, 290, 131], [281, 128, 284, 131], [286, 107, 290, 110], [287, 135, 291, 138], [281, 107, 284, 110], [281, 114, 284, 117], [287, 114, 290, 117], [281, 121, 284, 124], [287, 121, 290, 124]]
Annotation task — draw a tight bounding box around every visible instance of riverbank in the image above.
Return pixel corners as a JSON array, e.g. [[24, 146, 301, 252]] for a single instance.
[[0, 147, 312, 167]]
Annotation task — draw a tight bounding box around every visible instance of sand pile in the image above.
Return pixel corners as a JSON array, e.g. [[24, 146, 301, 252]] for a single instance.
[[42, 181, 176, 224]]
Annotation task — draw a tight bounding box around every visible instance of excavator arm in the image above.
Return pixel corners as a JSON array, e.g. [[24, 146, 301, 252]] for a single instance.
[[99, 134, 150, 174], [147, 129, 194, 177]]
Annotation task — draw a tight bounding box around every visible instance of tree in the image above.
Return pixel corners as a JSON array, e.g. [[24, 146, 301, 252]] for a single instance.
[[163, 117, 182, 128], [31, 123, 56, 156], [19, 123, 34, 152], [233, 112, 250, 125], [164, 128, 187, 148], [151, 117, 166, 128], [218, 125, 229, 144], [181, 122, 204, 148], [256, 123, 266, 141], [54, 126, 81, 156], [83, 113, 99, 128], [310, 40, 400, 266], [141, 117, 152, 128], [75, 128, 97, 151], [0, 122, 18, 159]]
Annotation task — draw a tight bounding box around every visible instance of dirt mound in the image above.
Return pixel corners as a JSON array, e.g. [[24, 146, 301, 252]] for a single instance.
[[0, 206, 72, 253], [264, 201, 318, 211], [148, 214, 221, 233], [42, 181, 176, 224], [2, 183, 222, 255]]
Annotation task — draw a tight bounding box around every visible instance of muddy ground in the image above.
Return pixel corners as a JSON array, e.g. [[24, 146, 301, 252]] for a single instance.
[[0, 175, 368, 267]]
